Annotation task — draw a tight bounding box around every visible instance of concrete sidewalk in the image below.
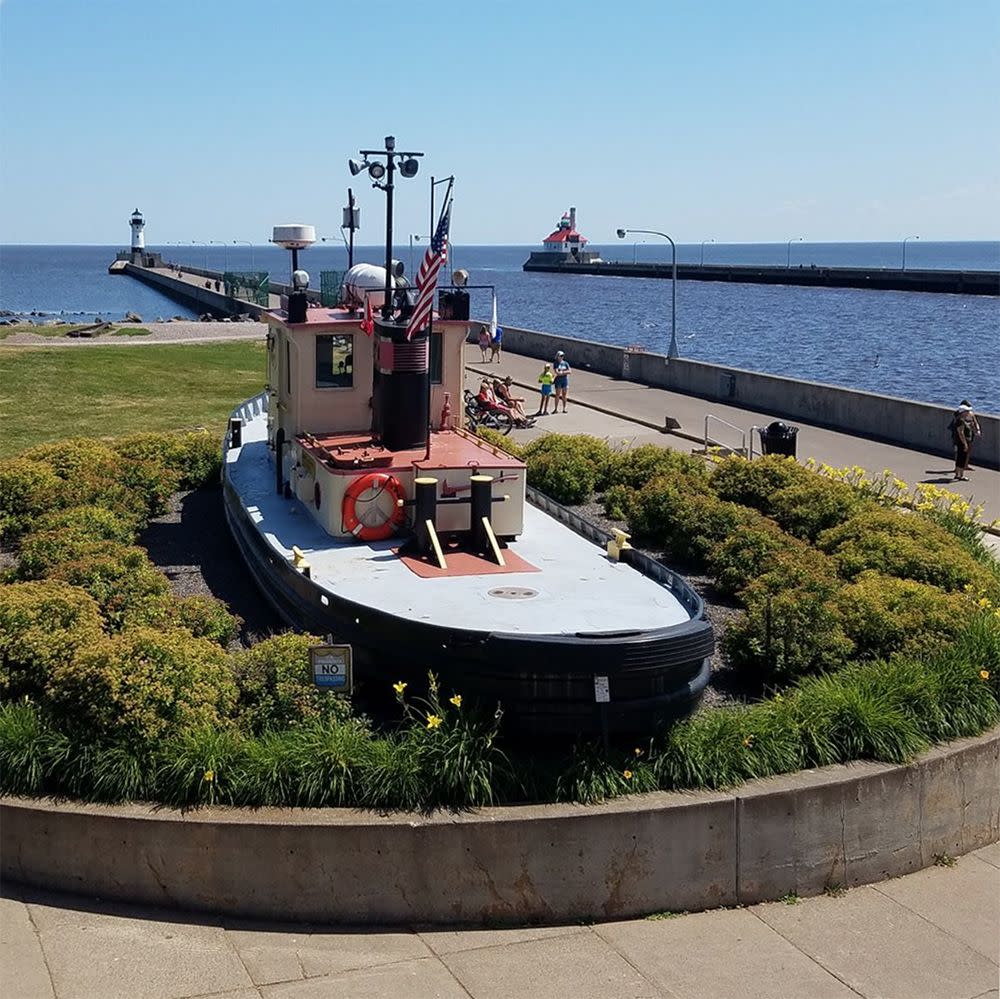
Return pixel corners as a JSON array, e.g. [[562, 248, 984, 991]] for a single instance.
[[468, 345, 1000, 526], [3, 844, 997, 999]]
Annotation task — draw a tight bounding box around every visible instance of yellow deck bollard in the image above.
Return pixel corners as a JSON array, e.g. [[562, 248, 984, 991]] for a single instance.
[[607, 529, 632, 561]]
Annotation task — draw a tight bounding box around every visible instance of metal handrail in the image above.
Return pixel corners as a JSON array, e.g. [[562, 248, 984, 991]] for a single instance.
[[703, 414, 747, 457]]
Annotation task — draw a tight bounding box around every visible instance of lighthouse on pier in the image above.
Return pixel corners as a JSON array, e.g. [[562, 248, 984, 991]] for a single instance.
[[129, 209, 145, 262], [523, 208, 603, 267]]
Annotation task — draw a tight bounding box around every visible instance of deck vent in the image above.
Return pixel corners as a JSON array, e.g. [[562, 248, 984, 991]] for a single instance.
[[488, 586, 539, 600]]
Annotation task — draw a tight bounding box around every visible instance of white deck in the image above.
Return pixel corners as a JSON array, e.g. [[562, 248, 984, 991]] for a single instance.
[[226, 402, 691, 635]]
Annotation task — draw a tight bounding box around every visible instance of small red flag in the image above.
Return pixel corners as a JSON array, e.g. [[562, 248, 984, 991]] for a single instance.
[[360, 295, 374, 336]]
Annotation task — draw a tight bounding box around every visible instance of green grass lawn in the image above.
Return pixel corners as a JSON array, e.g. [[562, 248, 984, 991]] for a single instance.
[[0, 341, 267, 458]]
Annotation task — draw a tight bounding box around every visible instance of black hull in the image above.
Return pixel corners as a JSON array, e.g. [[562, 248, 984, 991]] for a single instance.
[[223, 477, 713, 737]]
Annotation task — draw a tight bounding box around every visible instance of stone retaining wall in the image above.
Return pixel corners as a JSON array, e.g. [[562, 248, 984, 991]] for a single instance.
[[3, 727, 997, 925]]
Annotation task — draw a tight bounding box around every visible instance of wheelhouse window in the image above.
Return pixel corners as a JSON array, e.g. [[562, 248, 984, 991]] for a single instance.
[[316, 334, 353, 388]]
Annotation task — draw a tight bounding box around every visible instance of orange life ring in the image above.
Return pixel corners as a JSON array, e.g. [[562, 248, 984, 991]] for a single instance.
[[341, 472, 407, 541]]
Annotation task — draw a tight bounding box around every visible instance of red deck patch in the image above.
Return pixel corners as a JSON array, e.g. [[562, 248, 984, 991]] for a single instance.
[[396, 542, 540, 578]]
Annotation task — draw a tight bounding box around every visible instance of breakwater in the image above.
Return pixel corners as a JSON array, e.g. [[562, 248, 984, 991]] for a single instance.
[[522, 259, 1000, 295]]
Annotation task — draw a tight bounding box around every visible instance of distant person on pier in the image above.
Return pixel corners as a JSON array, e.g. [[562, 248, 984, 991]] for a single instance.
[[949, 400, 982, 481], [553, 350, 571, 413], [490, 325, 504, 363], [477, 324, 491, 362]]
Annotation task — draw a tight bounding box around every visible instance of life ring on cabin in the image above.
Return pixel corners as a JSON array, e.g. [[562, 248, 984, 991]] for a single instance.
[[341, 472, 407, 541]]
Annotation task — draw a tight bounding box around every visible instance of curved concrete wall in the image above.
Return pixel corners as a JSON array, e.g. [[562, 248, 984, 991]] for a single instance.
[[3, 728, 997, 925], [497, 326, 1000, 468]]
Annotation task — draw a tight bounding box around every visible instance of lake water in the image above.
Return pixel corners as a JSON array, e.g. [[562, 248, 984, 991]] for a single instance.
[[2, 242, 998, 413]]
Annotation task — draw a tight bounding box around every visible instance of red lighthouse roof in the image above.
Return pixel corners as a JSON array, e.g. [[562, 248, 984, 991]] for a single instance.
[[542, 209, 588, 246]]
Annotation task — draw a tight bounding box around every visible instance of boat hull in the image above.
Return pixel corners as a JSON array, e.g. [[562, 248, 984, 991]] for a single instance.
[[223, 463, 713, 738]]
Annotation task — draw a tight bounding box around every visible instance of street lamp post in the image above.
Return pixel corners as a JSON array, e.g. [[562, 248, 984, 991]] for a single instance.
[[192, 241, 209, 270], [902, 235, 919, 271], [700, 239, 715, 266], [786, 237, 803, 268], [233, 240, 254, 271], [408, 234, 428, 277], [210, 241, 230, 270], [617, 227, 678, 358]]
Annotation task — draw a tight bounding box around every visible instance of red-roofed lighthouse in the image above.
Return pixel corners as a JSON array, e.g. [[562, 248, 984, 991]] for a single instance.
[[524, 208, 603, 267]]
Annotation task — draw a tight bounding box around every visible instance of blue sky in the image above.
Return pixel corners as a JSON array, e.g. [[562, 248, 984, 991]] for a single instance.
[[1, 0, 997, 245]]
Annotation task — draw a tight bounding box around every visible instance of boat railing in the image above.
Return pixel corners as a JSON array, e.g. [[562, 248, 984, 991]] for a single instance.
[[526, 486, 705, 620]]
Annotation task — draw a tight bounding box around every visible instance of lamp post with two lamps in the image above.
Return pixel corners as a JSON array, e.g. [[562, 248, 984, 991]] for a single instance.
[[348, 137, 422, 320], [233, 240, 254, 271], [617, 227, 678, 358], [210, 241, 230, 270], [786, 237, 803, 268], [192, 241, 209, 270], [902, 235, 919, 271]]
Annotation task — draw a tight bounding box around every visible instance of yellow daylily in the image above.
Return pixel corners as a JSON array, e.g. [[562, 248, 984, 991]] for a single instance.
[[449, 694, 462, 708], [426, 714, 442, 729]]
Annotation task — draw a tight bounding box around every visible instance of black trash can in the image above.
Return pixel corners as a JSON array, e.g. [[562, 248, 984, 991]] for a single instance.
[[758, 421, 799, 457]]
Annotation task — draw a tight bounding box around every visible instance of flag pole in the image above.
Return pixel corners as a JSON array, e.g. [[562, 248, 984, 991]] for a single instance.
[[424, 178, 454, 460]]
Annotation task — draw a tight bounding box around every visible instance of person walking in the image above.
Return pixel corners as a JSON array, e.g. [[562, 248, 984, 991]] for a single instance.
[[490, 325, 504, 363], [536, 363, 555, 416], [477, 325, 491, 362], [553, 350, 571, 413], [949, 399, 982, 481]]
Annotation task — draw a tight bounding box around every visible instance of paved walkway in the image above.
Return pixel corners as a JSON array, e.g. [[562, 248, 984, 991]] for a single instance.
[[466, 345, 1000, 527], [3, 844, 997, 999]]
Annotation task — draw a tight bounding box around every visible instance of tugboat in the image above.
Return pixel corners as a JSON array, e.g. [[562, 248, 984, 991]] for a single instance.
[[223, 143, 710, 736], [523, 208, 603, 269]]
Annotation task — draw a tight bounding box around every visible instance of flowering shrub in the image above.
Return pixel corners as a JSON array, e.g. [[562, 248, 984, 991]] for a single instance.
[[767, 477, 868, 541], [836, 572, 969, 661], [628, 478, 753, 565], [46, 626, 236, 748], [604, 443, 709, 491], [0, 459, 66, 540], [709, 455, 812, 515], [0, 580, 104, 702], [231, 632, 350, 734], [111, 431, 221, 491], [817, 508, 998, 596], [167, 594, 241, 646]]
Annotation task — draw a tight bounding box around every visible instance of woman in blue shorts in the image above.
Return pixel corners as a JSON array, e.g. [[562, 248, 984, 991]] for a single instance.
[[553, 350, 570, 412]]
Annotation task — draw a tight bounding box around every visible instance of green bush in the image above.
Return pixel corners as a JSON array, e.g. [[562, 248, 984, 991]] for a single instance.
[[723, 562, 854, 683], [604, 443, 709, 491], [0, 458, 66, 539], [46, 543, 171, 631], [168, 594, 241, 646], [231, 632, 351, 735], [523, 434, 617, 499], [526, 448, 598, 505], [602, 482, 637, 522], [707, 515, 822, 596], [31, 504, 139, 545], [709, 455, 811, 514], [628, 478, 752, 566], [0, 581, 105, 702], [817, 508, 997, 595], [768, 477, 867, 541], [836, 572, 969, 662], [45, 626, 237, 748], [111, 430, 221, 491]]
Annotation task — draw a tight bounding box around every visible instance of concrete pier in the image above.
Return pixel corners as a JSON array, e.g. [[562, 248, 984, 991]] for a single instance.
[[522, 259, 1000, 295]]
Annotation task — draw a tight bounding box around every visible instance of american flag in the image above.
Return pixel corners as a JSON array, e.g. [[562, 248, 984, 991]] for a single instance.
[[405, 198, 451, 340]]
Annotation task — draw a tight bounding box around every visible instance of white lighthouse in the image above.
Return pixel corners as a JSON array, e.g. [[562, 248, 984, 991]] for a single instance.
[[129, 209, 145, 261]]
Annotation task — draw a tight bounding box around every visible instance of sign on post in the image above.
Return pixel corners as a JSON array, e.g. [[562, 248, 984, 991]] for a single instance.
[[310, 644, 353, 693], [593, 675, 610, 703]]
